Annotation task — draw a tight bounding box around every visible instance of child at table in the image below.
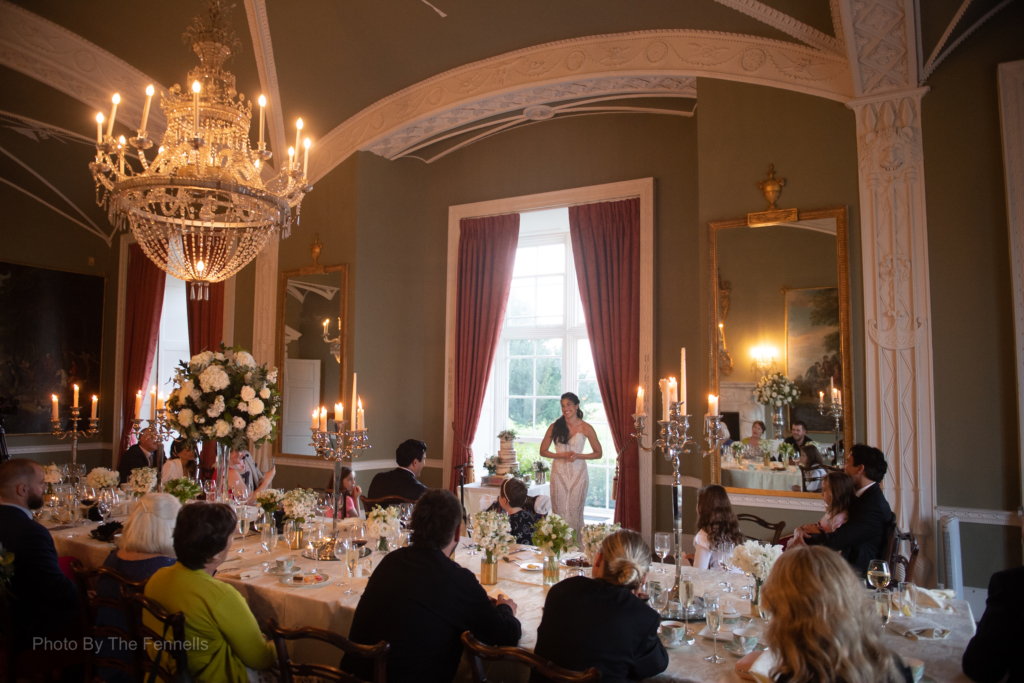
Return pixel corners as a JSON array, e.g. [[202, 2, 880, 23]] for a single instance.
[[691, 484, 745, 570], [789, 472, 854, 549]]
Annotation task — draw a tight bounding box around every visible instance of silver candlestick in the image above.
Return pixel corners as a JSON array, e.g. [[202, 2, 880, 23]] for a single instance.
[[51, 405, 100, 469], [310, 421, 371, 538], [634, 402, 725, 607], [817, 399, 845, 466]]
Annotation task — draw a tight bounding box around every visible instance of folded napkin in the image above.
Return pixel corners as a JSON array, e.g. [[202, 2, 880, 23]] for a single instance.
[[90, 521, 123, 542], [886, 617, 951, 640], [698, 626, 735, 642], [912, 585, 958, 613], [736, 649, 776, 683]]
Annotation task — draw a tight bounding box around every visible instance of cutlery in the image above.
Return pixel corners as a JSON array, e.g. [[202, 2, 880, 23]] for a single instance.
[[502, 556, 525, 568]]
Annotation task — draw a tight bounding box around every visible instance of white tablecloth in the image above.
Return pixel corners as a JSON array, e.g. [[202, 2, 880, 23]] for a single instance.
[[721, 464, 802, 491], [52, 521, 975, 683]]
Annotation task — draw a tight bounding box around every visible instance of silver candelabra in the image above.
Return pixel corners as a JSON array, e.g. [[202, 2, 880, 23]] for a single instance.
[[129, 408, 175, 445], [817, 399, 845, 466], [311, 421, 371, 537], [634, 402, 725, 601], [51, 406, 100, 469]]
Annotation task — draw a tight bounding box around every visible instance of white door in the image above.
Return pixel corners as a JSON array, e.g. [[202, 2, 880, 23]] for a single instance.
[[283, 358, 321, 455]]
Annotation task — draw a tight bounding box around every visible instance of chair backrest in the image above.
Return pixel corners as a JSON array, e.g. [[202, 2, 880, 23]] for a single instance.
[[264, 618, 389, 683], [736, 513, 786, 545], [885, 523, 920, 583], [359, 495, 417, 513], [71, 559, 148, 680], [799, 466, 827, 493], [129, 592, 189, 683], [461, 632, 601, 683]]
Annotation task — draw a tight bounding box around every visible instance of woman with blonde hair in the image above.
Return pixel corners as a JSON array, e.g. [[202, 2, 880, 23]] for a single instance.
[[95, 492, 181, 683], [758, 546, 912, 683], [532, 529, 668, 682]]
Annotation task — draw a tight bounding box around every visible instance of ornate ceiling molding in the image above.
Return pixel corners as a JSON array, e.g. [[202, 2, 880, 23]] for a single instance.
[[244, 0, 287, 169], [309, 29, 853, 183], [368, 75, 697, 160], [922, 0, 1015, 82], [836, 0, 920, 97], [712, 0, 844, 55], [0, 0, 168, 135]]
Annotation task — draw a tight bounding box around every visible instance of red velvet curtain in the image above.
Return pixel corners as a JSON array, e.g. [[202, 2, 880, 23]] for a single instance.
[[569, 198, 641, 530], [118, 245, 167, 461], [450, 214, 520, 491], [186, 282, 225, 471]]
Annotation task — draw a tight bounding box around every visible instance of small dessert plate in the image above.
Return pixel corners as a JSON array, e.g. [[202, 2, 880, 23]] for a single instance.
[[519, 562, 543, 571], [265, 564, 302, 576], [279, 573, 331, 588], [723, 641, 755, 657]]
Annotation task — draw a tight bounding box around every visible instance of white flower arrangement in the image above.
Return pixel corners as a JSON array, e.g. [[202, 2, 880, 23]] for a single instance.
[[761, 438, 783, 459], [86, 467, 120, 489], [778, 442, 798, 463], [166, 343, 282, 451], [483, 455, 500, 475], [366, 506, 401, 540], [254, 488, 285, 514], [43, 463, 62, 485], [730, 539, 784, 583], [531, 513, 575, 556], [472, 510, 514, 562], [753, 372, 800, 407], [580, 522, 621, 561], [127, 467, 157, 496], [163, 478, 202, 504], [281, 488, 317, 522]]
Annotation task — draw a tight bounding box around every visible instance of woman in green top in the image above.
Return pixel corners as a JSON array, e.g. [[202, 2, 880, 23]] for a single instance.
[[144, 502, 276, 683]]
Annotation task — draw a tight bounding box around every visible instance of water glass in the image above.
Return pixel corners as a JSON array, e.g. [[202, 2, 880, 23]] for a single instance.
[[261, 522, 278, 554], [874, 590, 891, 627], [96, 488, 114, 524], [654, 532, 671, 573], [895, 582, 917, 618]]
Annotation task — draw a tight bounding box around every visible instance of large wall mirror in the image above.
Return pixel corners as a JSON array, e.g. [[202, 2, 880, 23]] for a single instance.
[[708, 207, 853, 498], [275, 243, 348, 459]]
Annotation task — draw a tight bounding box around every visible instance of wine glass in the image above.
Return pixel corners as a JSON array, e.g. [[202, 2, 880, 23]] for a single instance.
[[654, 532, 671, 573], [705, 593, 725, 664], [317, 492, 332, 518], [236, 507, 251, 554], [680, 576, 696, 644], [867, 560, 891, 593], [351, 523, 367, 550], [78, 485, 97, 526], [96, 488, 114, 525], [307, 524, 325, 574], [650, 580, 668, 617], [874, 591, 891, 628]]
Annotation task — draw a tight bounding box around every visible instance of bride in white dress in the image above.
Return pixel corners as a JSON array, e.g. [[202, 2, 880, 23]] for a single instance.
[[539, 392, 603, 536]]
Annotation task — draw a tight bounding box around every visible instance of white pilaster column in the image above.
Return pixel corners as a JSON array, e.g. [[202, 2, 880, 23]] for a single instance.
[[251, 232, 279, 471]]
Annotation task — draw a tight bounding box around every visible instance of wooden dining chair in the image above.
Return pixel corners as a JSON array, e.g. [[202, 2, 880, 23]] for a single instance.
[[264, 618, 390, 683], [359, 495, 417, 513], [129, 593, 189, 683], [736, 513, 786, 545], [799, 467, 827, 493], [461, 632, 602, 682], [885, 523, 920, 583], [71, 560, 148, 682]]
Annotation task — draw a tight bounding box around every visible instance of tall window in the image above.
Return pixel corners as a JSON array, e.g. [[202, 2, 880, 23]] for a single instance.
[[472, 208, 616, 518], [139, 275, 190, 437]]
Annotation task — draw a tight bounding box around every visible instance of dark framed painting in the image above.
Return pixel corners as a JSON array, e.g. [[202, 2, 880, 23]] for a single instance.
[[785, 286, 843, 433], [0, 261, 105, 434]]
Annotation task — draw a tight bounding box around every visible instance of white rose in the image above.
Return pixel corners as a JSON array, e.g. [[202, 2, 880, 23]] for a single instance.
[[214, 352, 225, 361], [235, 351, 256, 368], [247, 398, 264, 415], [259, 387, 270, 399], [195, 415, 206, 424], [237, 402, 249, 413], [202, 426, 214, 437], [190, 350, 214, 369], [207, 395, 225, 418], [246, 416, 272, 441], [177, 380, 195, 404], [240, 386, 256, 402], [214, 419, 231, 437], [198, 365, 230, 393], [177, 408, 194, 427], [233, 416, 246, 429]]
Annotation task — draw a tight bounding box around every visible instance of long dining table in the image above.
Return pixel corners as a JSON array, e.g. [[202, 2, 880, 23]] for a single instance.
[[49, 516, 976, 683]]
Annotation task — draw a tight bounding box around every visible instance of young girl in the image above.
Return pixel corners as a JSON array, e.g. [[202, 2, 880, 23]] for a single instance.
[[691, 484, 745, 570], [790, 471, 855, 548], [326, 466, 362, 519], [795, 445, 829, 492]]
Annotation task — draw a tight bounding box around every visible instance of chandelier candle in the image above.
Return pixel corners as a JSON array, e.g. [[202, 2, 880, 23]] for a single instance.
[[118, 136, 125, 175], [150, 386, 157, 421], [319, 407, 327, 433], [257, 95, 266, 146], [357, 398, 364, 431], [95, 113, 104, 144], [107, 94, 119, 137], [295, 118, 303, 159], [680, 347, 687, 415], [312, 409, 318, 431], [635, 387, 645, 417], [335, 402, 343, 423], [192, 81, 201, 133], [351, 373, 357, 428], [51, 395, 58, 421], [303, 137, 311, 175], [140, 85, 154, 133]]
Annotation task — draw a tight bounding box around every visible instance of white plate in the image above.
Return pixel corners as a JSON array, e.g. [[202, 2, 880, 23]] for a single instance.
[[279, 573, 332, 588], [520, 562, 543, 571], [265, 564, 302, 576]]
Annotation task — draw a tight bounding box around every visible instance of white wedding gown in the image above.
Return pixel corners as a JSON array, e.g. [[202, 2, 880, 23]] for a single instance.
[[551, 432, 589, 535]]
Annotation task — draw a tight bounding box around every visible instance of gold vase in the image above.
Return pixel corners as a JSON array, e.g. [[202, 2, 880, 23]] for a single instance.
[[543, 553, 560, 586], [480, 557, 498, 585], [285, 520, 305, 550]]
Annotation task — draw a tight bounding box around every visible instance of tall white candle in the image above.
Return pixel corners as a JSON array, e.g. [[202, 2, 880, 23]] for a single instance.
[[51, 395, 59, 421], [708, 394, 719, 416], [257, 95, 266, 146], [334, 402, 343, 423], [312, 409, 318, 430], [192, 81, 201, 135], [658, 378, 668, 422], [140, 85, 154, 132], [135, 391, 142, 420], [91, 395, 98, 419], [118, 136, 126, 175], [680, 347, 687, 415], [288, 146, 294, 170], [73, 384, 79, 408], [157, 392, 165, 411], [150, 386, 156, 421], [351, 373, 358, 428], [668, 377, 678, 406], [96, 113, 104, 144], [357, 397, 365, 430], [319, 407, 327, 432], [303, 137, 311, 175], [107, 94, 119, 137], [635, 387, 644, 417], [295, 118, 303, 158]]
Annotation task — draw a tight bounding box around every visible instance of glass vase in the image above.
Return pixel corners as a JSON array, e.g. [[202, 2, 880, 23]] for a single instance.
[[752, 577, 764, 618], [377, 536, 389, 552], [543, 552, 560, 586], [215, 442, 230, 503], [285, 519, 305, 550]]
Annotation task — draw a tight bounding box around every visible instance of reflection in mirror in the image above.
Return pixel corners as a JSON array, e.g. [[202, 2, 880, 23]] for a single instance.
[[276, 266, 347, 457], [709, 208, 851, 497]]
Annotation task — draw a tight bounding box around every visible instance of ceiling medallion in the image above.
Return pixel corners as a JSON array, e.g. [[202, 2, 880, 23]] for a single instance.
[[88, 0, 312, 299], [523, 105, 555, 121]]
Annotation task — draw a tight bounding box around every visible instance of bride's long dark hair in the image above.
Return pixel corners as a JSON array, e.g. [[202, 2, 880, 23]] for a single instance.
[[551, 392, 584, 445]]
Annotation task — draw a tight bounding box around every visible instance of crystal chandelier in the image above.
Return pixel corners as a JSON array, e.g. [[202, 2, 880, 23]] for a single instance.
[[88, 1, 311, 299]]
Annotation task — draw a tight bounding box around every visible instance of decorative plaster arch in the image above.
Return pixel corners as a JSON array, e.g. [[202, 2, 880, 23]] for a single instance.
[[309, 29, 853, 183]]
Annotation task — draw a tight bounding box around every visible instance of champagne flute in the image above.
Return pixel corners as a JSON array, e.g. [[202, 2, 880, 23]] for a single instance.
[[874, 591, 891, 627], [705, 594, 725, 664], [718, 542, 735, 590], [649, 579, 667, 616], [333, 534, 357, 594], [654, 532, 671, 573], [680, 576, 696, 644], [236, 507, 251, 554], [867, 560, 891, 593], [307, 524, 324, 574]]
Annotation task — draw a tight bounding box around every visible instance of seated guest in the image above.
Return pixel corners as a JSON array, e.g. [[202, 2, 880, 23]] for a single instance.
[[0, 459, 79, 647], [783, 420, 814, 452], [741, 421, 766, 453], [325, 465, 362, 519], [343, 489, 521, 683], [161, 437, 198, 482], [691, 484, 744, 570], [95, 492, 180, 683], [144, 502, 276, 683], [962, 523, 1024, 683], [224, 449, 276, 502], [366, 438, 429, 502], [759, 546, 911, 683], [791, 444, 829, 492], [790, 471, 854, 548], [532, 529, 668, 682], [485, 478, 537, 544], [803, 444, 895, 575], [118, 427, 159, 484]]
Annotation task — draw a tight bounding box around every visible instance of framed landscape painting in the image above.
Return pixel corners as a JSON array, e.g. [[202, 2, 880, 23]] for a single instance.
[[0, 261, 105, 434], [785, 286, 843, 433]]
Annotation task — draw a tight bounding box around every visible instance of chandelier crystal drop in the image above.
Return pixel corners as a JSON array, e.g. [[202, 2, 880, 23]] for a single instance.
[[88, 0, 311, 299]]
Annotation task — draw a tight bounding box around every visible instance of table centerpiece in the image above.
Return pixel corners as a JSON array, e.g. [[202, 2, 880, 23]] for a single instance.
[[281, 488, 317, 549], [163, 477, 202, 504], [729, 539, 783, 616], [366, 505, 401, 552], [753, 372, 799, 438], [471, 510, 514, 585], [580, 522, 621, 565], [532, 513, 575, 585], [127, 467, 157, 498]]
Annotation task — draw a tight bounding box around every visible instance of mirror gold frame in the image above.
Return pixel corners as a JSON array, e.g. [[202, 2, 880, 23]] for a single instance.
[[708, 206, 853, 499], [274, 260, 349, 459]]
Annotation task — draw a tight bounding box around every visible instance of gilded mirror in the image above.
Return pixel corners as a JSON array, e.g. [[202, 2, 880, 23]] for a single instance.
[[274, 241, 348, 459], [708, 207, 853, 498]]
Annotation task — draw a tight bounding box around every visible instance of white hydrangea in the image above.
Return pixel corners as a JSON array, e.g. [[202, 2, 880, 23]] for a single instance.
[[259, 387, 270, 399], [87, 467, 120, 489], [177, 408, 194, 427], [267, 369, 278, 383], [177, 380, 194, 404], [240, 385, 256, 402], [236, 402, 249, 413], [246, 415, 272, 441], [730, 540, 783, 582], [247, 398, 264, 415], [189, 351, 214, 370], [214, 419, 231, 438], [198, 364, 229, 393], [127, 467, 157, 495], [281, 488, 317, 521], [233, 416, 246, 429], [214, 352, 225, 361], [206, 395, 225, 418], [189, 388, 201, 402], [235, 351, 256, 368], [202, 426, 214, 437], [43, 463, 62, 484]]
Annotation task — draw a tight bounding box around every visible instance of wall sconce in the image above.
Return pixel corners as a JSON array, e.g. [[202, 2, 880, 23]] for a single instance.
[[750, 345, 778, 376], [323, 317, 341, 364]]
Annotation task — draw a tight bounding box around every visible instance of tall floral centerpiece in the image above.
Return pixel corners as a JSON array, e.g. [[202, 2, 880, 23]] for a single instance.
[[754, 372, 799, 439], [166, 344, 281, 503], [281, 488, 317, 549], [366, 506, 401, 552], [472, 510, 514, 585], [730, 540, 784, 616], [580, 522, 621, 565], [127, 467, 157, 498], [532, 513, 575, 585]]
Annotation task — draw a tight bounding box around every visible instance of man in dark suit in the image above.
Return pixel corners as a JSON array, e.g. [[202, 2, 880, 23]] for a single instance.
[[342, 489, 521, 682], [117, 427, 159, 484], [804, 443, 895, 575], [962, 522, 1024, 683], [366, 439, 429, 501], [782, 420, 814, 452], [0, 459, 80, 647]]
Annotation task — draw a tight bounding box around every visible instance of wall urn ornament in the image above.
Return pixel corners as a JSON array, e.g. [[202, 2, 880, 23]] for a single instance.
[[749, 164, 798, 227]]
